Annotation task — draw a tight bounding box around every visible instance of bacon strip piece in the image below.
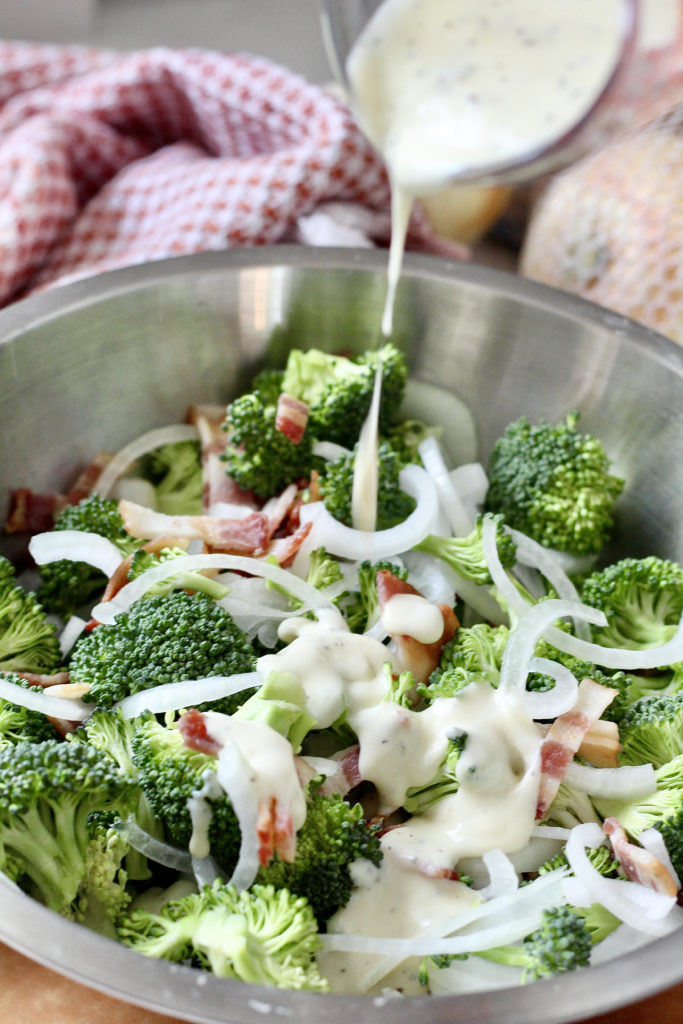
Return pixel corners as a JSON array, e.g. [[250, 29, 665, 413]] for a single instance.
[[178, 707, 223, 756], [376, 570, 458, 684], [16, 670, 71, 687], [275, 393, 309, 445], [266, 521, 313, 567], [603, 817, 679, 897], [4, 453, 112, 533], [119, 499, 270, 555], [191, 407, 258, 514], [262, 483, 299, 538], [536, 677, 620, 820]]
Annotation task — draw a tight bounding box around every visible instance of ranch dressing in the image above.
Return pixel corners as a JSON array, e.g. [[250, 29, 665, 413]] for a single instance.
[[346, 0, 627, 333]]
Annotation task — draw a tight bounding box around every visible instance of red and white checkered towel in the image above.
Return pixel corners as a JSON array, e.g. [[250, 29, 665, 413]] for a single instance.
[[0, 42, 469, 307]]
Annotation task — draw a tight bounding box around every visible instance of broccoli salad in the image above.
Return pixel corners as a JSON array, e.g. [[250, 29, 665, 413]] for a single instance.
[[1, 341, 683, 997]]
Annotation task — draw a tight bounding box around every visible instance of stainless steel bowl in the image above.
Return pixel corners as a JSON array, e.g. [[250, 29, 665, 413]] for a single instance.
[[0, 247, 682, 1023]]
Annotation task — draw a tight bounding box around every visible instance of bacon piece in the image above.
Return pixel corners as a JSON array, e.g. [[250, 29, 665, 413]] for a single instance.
[[16, 670, 71, 687], [63, 452, 112, 505], [191, 407, 258, 513], [376, 570, 459, 684], [535, 677, 620, 820], [3, 488, 62, 534], [256, 796, 296, 865], [388, 845, 461, 881], [266, 521, 313, 567], [275, 393, 309, 445], [118, 499, 270, 555], [578, 719, 621, 769], [178, 708, 223, 757], [262, 483, 299, 538], [604, 818, 679, 897], [99, 535, 190, 605]]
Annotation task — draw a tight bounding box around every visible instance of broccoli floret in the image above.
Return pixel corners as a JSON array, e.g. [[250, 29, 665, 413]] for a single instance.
[[477, 904, 592, 980], [425, 623, 510, 699], [117, 880, 328, 991], [79, 813, 133, 933], [542, 779, 602, 830], [0, 556, 61, 673], [320, 440, 416, 530], [131, 714, 240, 874], [580, 557, 683, 651], [617, 694, 683, 768], [537, 844, 620, 879], [652, 809, 683, 882], [531, 639, 630, 723], [138, 440, 203, 516], [338, 560, 408, 634], [259, 787, 382, 926], [69, 591, 256, 712], [222, 391, 316, 499], [127, 546, 229, 601], [383, 663, 418, 709], [281, 342, 407, 449], [305, 548, 344, 591], [0, 672, 61, 746], [416, 513, 517, 586], [403, 731, 467, 814], [485, 413, 624, 557], [233, 671, 316, 752], [36, 495, 140, 618], [385, 418, 441, 467], [251, 367, 286, 406], [593, 754, 683, 836], [0, 739, 134, 918]]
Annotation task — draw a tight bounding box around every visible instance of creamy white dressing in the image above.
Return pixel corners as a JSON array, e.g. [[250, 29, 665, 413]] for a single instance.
[[351, 358, 384, 532], [380, 592, 444, 643]]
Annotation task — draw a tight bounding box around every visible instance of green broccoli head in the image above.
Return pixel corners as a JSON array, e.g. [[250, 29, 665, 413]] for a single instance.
[[305, 548, 344, 591], [478, 904, 593, 981], [617, 694, 683, 768], [222, 391, 316, 499], [0, 556, 61, 673], [126, 546, 229, 601], [338, 559, 408, 634], [384, 418, 441, 468], [0, 672, 61, 746], [485, 413, 624, 557], [653, 809, 683, 883], [233, 671, 316, 753], [580, 557, 683, 651], [117, 880, 328, 991], [281, 342, 407, 449], [79, 813, 133, 932], [131, 714, 240, 874], [0, 738, 134, 918], [139, 440, 203, 516], [36, 494, 140, 618], [593, 753, 683, 837], [403, 730, 467, 815], [258, 787, 382, 926], [537, 844, 621, 880], [417, 513, 517, 586], [320, 440, 416, 531], [69, 591, 256, 712], [425, 623, 510, 699]]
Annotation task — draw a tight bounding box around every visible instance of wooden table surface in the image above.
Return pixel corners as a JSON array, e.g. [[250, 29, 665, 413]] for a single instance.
[[1, 942, 680, 1024]]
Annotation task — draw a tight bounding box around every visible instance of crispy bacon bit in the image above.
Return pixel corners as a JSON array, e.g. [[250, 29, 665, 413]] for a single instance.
[[177, 708, 223, 757], [275, 393, 309, 445], [3, 488, 62, 534], [101, 535, 190, 605], [118, 499, 270, 555], [536, 677, 620, 820], [266, 521, 313, 567], [604, 817, 679, 897], [262, 484, 299, 538], [257, 796, 296, 865], [376, 570, 459, 683], [192, 409, 258, 513], [16, 670, 71, 687], [63, 452, 112, 505]]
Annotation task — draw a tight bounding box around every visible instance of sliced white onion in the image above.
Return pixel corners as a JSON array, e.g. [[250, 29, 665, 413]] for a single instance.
[[58, 615, 87, 658], [400, 378, 477, 467], [92, 553, 335, 623], [639, 828, 681, 889], [523, 656, 579, 718], [192, 855, 224, 889], [499, 599, 607, 695], [0, 675, 90, 721], [93, 423, 199, 499], [508, 528, 591, 642], [299, 464, 438, 561], [312, 440, 351, 462], [419, 436, 474, 537], [215, 742, 260, 892], [112, 477, 158, 509], [532, 824, 572, 841], [120, 816, 193, 872], [565, 822, 678, 935], [29, 530, 124, 577], [478, 849, 519, 899], [564, 761, 657, 799], [115, 672, 263, 720], [449, 462, 489, 511], [544, 615, 683, 671], [428, 954, 523, 995], [481, 516, 530, 621]]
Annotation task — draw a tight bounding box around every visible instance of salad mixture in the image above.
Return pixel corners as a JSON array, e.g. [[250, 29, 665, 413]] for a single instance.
[[1, 341, 683, 997]]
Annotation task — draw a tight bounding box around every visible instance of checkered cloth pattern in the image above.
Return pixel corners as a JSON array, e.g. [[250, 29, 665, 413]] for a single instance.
[[0, 43, 410, 305]]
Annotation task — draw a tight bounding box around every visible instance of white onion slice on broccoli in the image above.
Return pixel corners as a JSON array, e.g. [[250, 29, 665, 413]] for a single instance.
[[93, 423, 199, 500], [115, 671, 264, 720], [29, 530, 124, 577], [563, 761, 657, 800], [419, 435, 474, 537], [0, 674, 90, 721]]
